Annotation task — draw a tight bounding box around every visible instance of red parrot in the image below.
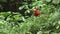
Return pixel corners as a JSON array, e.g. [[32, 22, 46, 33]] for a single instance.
[[33, 9, 41, 16]]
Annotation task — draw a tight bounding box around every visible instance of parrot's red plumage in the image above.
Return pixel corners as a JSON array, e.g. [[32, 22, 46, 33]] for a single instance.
[[33, 9, 41, 16]]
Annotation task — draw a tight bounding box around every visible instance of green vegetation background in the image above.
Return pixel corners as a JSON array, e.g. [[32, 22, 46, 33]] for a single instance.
[[0, 0, 60, 34]]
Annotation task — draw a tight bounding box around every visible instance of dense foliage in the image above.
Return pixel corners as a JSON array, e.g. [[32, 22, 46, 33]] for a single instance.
[[0, 0, 60, 34]]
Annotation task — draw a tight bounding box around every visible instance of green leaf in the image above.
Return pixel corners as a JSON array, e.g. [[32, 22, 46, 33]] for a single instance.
[[52, 0, 60, 4]]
